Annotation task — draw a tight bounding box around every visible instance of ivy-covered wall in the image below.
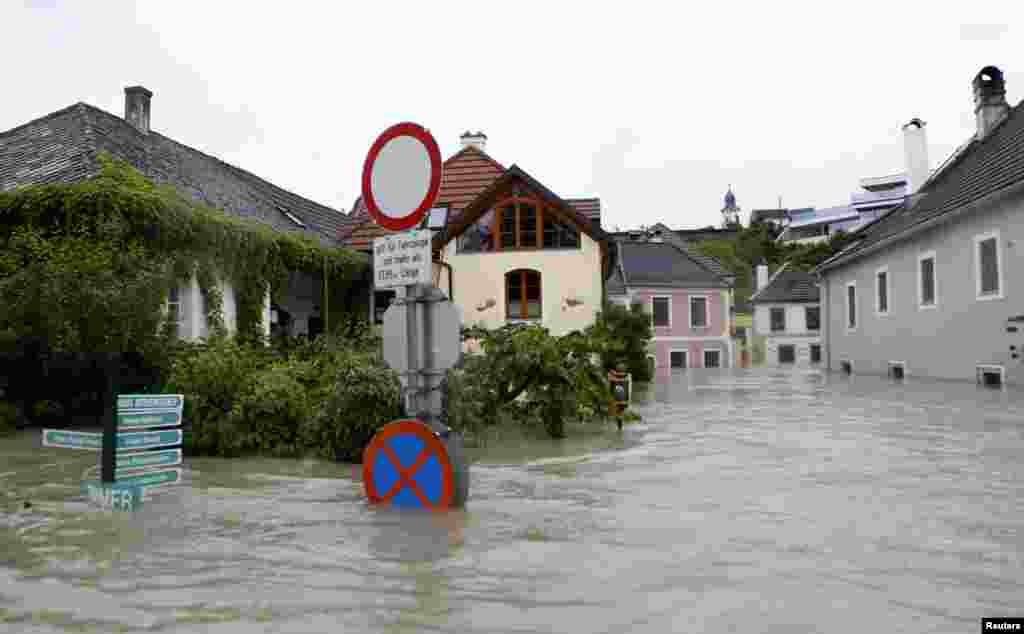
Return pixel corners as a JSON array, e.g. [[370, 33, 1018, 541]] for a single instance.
[[0, 153, 369, 361]]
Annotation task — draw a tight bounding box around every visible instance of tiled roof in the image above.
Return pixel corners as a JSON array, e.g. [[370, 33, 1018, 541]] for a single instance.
[[339, 146, 505, 249], [567, 197, 601, 229], [616, 239, 729, 289], [0, 102, 345, 246], [647, 223, 733, 280], [750, 263, 820, 303], [819, 98, 1024, 273]]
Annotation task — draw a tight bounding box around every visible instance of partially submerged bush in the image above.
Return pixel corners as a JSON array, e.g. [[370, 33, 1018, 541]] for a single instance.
[[300, 352, 403, 462]]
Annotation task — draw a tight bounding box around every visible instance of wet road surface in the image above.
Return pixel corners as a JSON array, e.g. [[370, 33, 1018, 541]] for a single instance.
[[1, 367, 1022, 632]]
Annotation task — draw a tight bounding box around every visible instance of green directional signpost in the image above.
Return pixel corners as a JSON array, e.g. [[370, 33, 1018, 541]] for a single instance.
[[42, 430, 102, 450], [117, 411, 182, 430], [116, 448, 182, 472], [43, 383, 185, 512]]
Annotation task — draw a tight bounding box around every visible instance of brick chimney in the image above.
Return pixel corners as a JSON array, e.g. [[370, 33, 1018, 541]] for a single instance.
[[901, 118, 930, 193], [124, 86, 153, 134], [973, 66, 1009, 140], [460, 130, 487, 152]]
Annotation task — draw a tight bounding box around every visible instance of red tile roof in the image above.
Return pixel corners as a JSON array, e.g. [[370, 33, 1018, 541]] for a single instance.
[[566, 198, 600, 222]]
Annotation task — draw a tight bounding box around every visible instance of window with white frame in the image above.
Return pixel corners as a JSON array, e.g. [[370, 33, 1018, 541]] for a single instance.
[[651, 296, 671, 327], [975, 231, 1003, 300], [875, 266, 889, 315], [770, 307, 785, 332], [918, 251, 937, 308], [846, 281, 857, 330], [703, 349, 721, 368], [670, 350, 687, 368], [690, 296, 708, 328]]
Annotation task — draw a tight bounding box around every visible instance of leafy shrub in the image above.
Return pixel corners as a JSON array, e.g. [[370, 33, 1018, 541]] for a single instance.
[[232, 361, 313, 457], [453, 324, 616, 439], [299, 352, 403, 462], [165, 337, 276, 455], [589, 302, 653, 382]]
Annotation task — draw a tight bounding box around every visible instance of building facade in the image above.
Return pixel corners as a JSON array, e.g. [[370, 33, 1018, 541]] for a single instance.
[[607, 232, 733, 370], [751, 262, 822, 367], [816, 66, 1022, 387]]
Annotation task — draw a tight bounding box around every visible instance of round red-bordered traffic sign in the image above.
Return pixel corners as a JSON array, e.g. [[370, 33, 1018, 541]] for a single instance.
[[361, 122, 443, 232], [363, 419, 455, 511]]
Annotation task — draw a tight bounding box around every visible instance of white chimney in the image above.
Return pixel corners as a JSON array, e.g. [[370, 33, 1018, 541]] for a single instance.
[[755, 259, 769, 291], [902, 118, 930, 193], [124, 86, 153, 134], [460, 130, 487, 152]]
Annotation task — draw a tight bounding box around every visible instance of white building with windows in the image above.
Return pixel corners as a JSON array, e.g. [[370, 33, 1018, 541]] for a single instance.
[[816, 65, 1022, 387], [750, 261, 822, 367]]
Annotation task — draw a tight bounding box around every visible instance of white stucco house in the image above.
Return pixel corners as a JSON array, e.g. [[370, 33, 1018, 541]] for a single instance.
[[750, 260, 822, 367]]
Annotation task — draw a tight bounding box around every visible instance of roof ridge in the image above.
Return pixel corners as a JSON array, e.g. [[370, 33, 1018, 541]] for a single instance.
[[79, 103, 344, 219], [0, 101, 92, 139]]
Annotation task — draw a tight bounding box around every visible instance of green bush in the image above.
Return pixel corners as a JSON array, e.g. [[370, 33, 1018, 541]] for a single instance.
[[232, 361, 313, 457], [165, 337, 276, 455], [453, 324, 617, 439], [299, 352, 403, 462], [589, 302, 653, 382]]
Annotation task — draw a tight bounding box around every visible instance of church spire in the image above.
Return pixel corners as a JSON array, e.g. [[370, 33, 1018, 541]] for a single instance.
[[721, 185, 741, 228]]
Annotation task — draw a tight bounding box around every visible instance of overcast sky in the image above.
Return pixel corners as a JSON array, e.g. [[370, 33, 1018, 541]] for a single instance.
[[3, 2, 1022, 231]]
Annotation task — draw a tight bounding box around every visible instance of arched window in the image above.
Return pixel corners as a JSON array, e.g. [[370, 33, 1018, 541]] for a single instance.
[[506, 269, 542, 321]]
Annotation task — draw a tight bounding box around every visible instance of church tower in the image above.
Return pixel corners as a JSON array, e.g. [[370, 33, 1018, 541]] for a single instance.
[[721, 186, 741, 228]]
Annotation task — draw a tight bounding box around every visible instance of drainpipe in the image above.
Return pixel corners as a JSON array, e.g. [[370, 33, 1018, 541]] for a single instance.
[[439, 260, 454, 301]]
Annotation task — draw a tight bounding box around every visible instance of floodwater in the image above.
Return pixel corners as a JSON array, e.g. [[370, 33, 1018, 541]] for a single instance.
[[2, 367, 1023, 633]]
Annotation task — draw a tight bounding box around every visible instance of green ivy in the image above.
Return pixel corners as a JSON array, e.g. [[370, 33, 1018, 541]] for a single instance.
[[0, 154, 369, 363]]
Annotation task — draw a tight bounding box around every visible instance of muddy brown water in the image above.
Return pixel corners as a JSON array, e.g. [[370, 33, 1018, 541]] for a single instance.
[[1, 367, 1022, 633]]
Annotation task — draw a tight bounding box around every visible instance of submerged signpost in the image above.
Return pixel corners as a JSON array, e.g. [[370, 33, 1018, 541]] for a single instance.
[[43, 386, 185, 512], [361, 122, 468, 510]]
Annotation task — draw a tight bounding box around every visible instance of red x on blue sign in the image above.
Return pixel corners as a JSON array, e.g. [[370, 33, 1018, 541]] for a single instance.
[[363, 419, 455, 510]]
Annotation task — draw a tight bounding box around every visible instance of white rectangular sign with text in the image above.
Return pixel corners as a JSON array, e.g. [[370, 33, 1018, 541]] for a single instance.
[[373, 230, 432, 289]]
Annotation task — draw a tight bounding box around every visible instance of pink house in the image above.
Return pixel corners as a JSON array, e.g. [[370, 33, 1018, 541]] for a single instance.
[[607, 230, 734, 370]]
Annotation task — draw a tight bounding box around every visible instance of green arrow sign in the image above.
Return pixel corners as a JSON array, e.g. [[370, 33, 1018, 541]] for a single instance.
[[117, 411, 182, 430], [116, 449, 182, 472], [114, 468, 181, 488], [117, 429, 182, 450], [117, 394, 184, 412], [42, 429, 101, 451], [81, 480, 143, 511]]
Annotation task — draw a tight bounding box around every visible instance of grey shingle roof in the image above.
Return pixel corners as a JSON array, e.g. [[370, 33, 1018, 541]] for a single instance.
[[616, 240, 729, 288], [751, 263, 820, 303], [0, 102, 345, 246], [819, 98, 1024, 273]]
